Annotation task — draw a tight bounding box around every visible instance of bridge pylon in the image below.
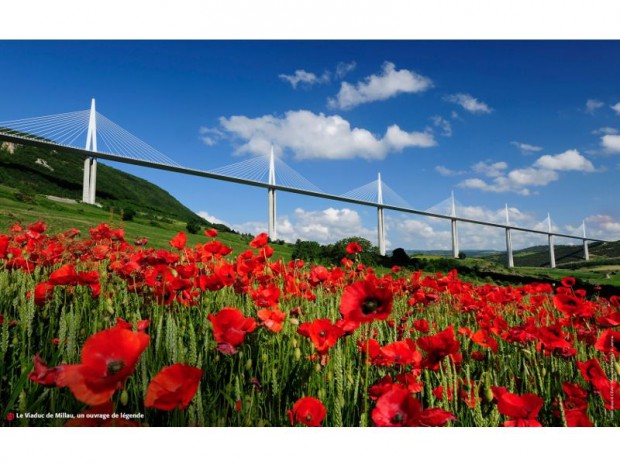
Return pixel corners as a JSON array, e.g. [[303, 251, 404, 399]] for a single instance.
[[450, 191, 459, 258], [548, 213, 556, 269], [83, 98, 98, 204], [505, 204, 514, 268], [377, 173, 386, 256], [268, 146, 277, 241], [582, 221, 590, 261]]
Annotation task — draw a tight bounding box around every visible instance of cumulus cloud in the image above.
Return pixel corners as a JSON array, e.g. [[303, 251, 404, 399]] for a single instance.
[[533, 149, 595, 172], [460, 150, 597, 195], [585, 214, 620, 239], [207, 110, 435, 160], [472, 161, 508, 177], [444, 93, 492, 114], [328, 62, 433, 110], [231, 207, 381, 246], [431, 115, 452, 137], [197, 211, 229, 226], [601, 134, 620, 153], [510, 141, 543, 154], [199, 127, 224, 146], [279, 69, 330, 89], [611, 102, 620, 115], [435, 165, 465, 177], [585, 99, 605, 114]]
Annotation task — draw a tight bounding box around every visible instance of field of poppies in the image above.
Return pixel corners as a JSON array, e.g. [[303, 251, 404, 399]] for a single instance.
[[0, 219, 619, 427]]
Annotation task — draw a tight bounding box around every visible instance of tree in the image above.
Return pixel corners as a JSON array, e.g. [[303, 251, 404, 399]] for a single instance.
[[122, 207, 137, 221], [391, 248, 411, 266], [186, 219, 201, 234], [292, 240, 322, 261]]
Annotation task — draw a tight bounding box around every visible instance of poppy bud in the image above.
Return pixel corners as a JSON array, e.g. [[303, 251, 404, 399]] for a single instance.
[[289, 318, 299, 326], [262, 353, 268, 363], [294, 348, 301, 361], [542, 367, 547, 377], [520, 348, 531, 356], [315, 363, 321, 372], [615, 361, 620, 377], [120, 390, 129, 406], [291, 339, 298, 348], [484, 385, 494, 403], [245, 359, 253, 371], [12, 336, 18, 346]]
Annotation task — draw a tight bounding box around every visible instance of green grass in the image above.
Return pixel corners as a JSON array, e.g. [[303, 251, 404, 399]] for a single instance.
[[0, 185, 294, 261]]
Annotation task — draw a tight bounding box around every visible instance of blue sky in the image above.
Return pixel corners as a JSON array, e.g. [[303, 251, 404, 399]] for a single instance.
[[1, 40, 619, 250]]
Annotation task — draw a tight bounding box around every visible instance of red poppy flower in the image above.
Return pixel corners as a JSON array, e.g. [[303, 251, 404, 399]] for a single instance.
[[561, 277, 576, 288], [57, 327, 150, 405], [208, 307, 256, 355], [594, 329, 620, 355], [597, 312, 620, 328], [471, 329, 499, 353], [28, 354, 63, 387], [287, 397, 326, 427], [552, 294, 584, 317], [169, 231, 187, 250], [491, 387, 543, 427], [371, 385, 455, 427], [413, 319, 430, 334], [345, 242, 362, 255], [49, 264, 78, 286], [417, 326, 461, 370], [339, 279, 394, 325], [205, 228, 218, 237], [144, 363, 203, 411], [34, 281, 55, 306], [298, 318, 344, 355], [257, 308, 286, 333], [249, 232, 269, 248], [379, 340, 421, 366]]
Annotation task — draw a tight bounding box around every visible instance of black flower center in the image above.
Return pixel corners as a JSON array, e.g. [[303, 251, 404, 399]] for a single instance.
[[305, 413, 313, 422], [107, 360, 126, 376], [362, 297, 381, 315], [391, 412, 404, 424], [319, 330, 327, 338]]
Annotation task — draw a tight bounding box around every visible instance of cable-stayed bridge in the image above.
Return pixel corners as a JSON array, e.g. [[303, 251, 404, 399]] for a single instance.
[[0, 99, 613, 268]]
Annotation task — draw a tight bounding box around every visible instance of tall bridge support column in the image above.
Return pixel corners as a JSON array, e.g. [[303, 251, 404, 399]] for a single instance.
[[267, 146, 277, 241], [377, 173, 386, 256], [548, 234, 556, 269], [377, 206, 386, 256], [450, 191, 459, 258], [582, 221, 590, 261], [83, 98, 98, 205], [547, 213, 555, 268], [82, 158, 91, 203], [451, 219, 459, 258], [505, 228, 514, 268]]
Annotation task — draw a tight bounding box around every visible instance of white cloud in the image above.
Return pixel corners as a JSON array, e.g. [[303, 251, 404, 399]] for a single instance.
[[585, 214, 620, 239], [461, 150, 597, 195], [510, 141, 543, 153], [328, 62, 433, 110], [279, 69, 330, 89], [472, 161, 508, 177], [231, 207, 382, 246], [199, 127, 224, 146], [592, 127, 618, 135], [435, 165, 465, 176], [585, 99, 604, 114], [534, 149, 595, 172], [213, 110, 436, 160], [601, 134, 620, 153], [444, 93, 492, 114], [611, 102, 620, 115], [197, 211, 230, 226], [431, 115, 452, 137], [335, 61, 356, 79]]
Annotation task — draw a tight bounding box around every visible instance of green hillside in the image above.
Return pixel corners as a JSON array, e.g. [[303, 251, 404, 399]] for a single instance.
[[0, 142, 207, 225], [484, 241, 620, 268]]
